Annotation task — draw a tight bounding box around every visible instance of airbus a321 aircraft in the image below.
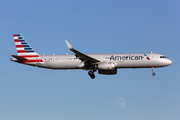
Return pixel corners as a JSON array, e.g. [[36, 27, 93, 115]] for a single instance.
[[11, 34, 172, 79]]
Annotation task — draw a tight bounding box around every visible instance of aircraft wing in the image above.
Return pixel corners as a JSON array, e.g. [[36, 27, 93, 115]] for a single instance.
[[65, 40, 100, 63]]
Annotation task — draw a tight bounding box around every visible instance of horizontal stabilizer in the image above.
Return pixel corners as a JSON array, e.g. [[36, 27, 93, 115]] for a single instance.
[[11, 55, 28, 61]]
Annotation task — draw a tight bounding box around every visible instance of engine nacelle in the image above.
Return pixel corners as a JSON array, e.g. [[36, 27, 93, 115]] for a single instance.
[[97, 62, 115, 70], [98, 68, 117, 75]]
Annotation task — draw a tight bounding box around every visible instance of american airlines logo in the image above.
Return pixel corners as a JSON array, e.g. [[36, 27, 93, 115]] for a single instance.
[[144, 54, 150, 60], [110, 55, 144, 61]]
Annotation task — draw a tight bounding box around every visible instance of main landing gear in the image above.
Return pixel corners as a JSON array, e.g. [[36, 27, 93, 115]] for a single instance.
[[88, 70, 96, 79], [152, 67, 156, 76]]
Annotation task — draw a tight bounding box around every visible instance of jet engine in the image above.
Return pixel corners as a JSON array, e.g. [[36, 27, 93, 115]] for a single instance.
[[96, 62, 117, 75], [97, 62, 115, 70], [98, 68, 117, 75]]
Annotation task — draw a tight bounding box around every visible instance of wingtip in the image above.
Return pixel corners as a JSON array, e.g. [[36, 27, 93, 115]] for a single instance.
[[65, 40, 73, 49]]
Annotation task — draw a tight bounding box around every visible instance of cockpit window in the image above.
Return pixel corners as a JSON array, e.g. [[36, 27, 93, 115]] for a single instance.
[[160, 56, 167, 58]]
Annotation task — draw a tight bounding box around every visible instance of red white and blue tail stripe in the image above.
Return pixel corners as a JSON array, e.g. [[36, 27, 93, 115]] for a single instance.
[[13, 34, 43, 63]]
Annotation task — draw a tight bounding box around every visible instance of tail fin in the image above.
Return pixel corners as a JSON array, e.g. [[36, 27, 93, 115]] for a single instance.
[[13, 34, 43, 63], [13, 34, 39, 57]]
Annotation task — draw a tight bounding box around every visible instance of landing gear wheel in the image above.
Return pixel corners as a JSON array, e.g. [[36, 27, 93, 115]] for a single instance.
[[88, 71, 93, 76], [88, 70, 96, 79], [152, 67, 156, 76], [90, 74, 95, 79]]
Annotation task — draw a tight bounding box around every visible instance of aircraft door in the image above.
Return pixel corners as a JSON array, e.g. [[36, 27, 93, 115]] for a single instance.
[[151, 53, 156, 62]]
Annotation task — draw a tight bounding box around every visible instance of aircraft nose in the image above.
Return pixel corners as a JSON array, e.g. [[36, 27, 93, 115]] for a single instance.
[[166, 59, 172, 66]]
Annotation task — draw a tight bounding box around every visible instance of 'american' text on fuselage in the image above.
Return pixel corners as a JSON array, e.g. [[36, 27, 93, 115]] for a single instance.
[[110, 55, 144, 61]]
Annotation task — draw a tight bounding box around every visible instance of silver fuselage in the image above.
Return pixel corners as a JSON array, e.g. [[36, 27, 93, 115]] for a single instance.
[[11, 53, 172, 70]]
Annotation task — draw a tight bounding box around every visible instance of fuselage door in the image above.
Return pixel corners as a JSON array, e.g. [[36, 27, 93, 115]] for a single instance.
[[151, 53, 156, 62]]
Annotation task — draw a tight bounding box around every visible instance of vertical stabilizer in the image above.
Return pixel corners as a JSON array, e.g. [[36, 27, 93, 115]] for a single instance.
[[13, 34, 43, 63]]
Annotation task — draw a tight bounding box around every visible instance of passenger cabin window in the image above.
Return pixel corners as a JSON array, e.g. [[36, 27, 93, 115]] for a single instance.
[[160, 56, 166, 58]]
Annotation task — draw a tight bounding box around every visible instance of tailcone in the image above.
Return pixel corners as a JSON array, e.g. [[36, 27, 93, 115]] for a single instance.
[[10, 57, 18, 62]]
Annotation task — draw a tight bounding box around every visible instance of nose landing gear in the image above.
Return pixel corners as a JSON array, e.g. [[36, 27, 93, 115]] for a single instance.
[[88, 70, 96, 79], [152, 67, 156, 76]]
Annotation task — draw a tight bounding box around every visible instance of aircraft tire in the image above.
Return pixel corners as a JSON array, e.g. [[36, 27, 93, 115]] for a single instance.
[[90, 74, 95, 79], [152, 72, 156, 76], [88, 71, 93, 76]]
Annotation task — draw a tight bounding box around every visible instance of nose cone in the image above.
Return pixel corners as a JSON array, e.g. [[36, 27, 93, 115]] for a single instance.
[[166, 59, 172, 66]]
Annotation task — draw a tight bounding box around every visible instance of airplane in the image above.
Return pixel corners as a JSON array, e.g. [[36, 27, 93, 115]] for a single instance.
[[10, 34, 172, 79]]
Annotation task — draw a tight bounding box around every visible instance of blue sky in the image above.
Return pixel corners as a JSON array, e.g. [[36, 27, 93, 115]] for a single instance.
[[0, 0, 179, 120]]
